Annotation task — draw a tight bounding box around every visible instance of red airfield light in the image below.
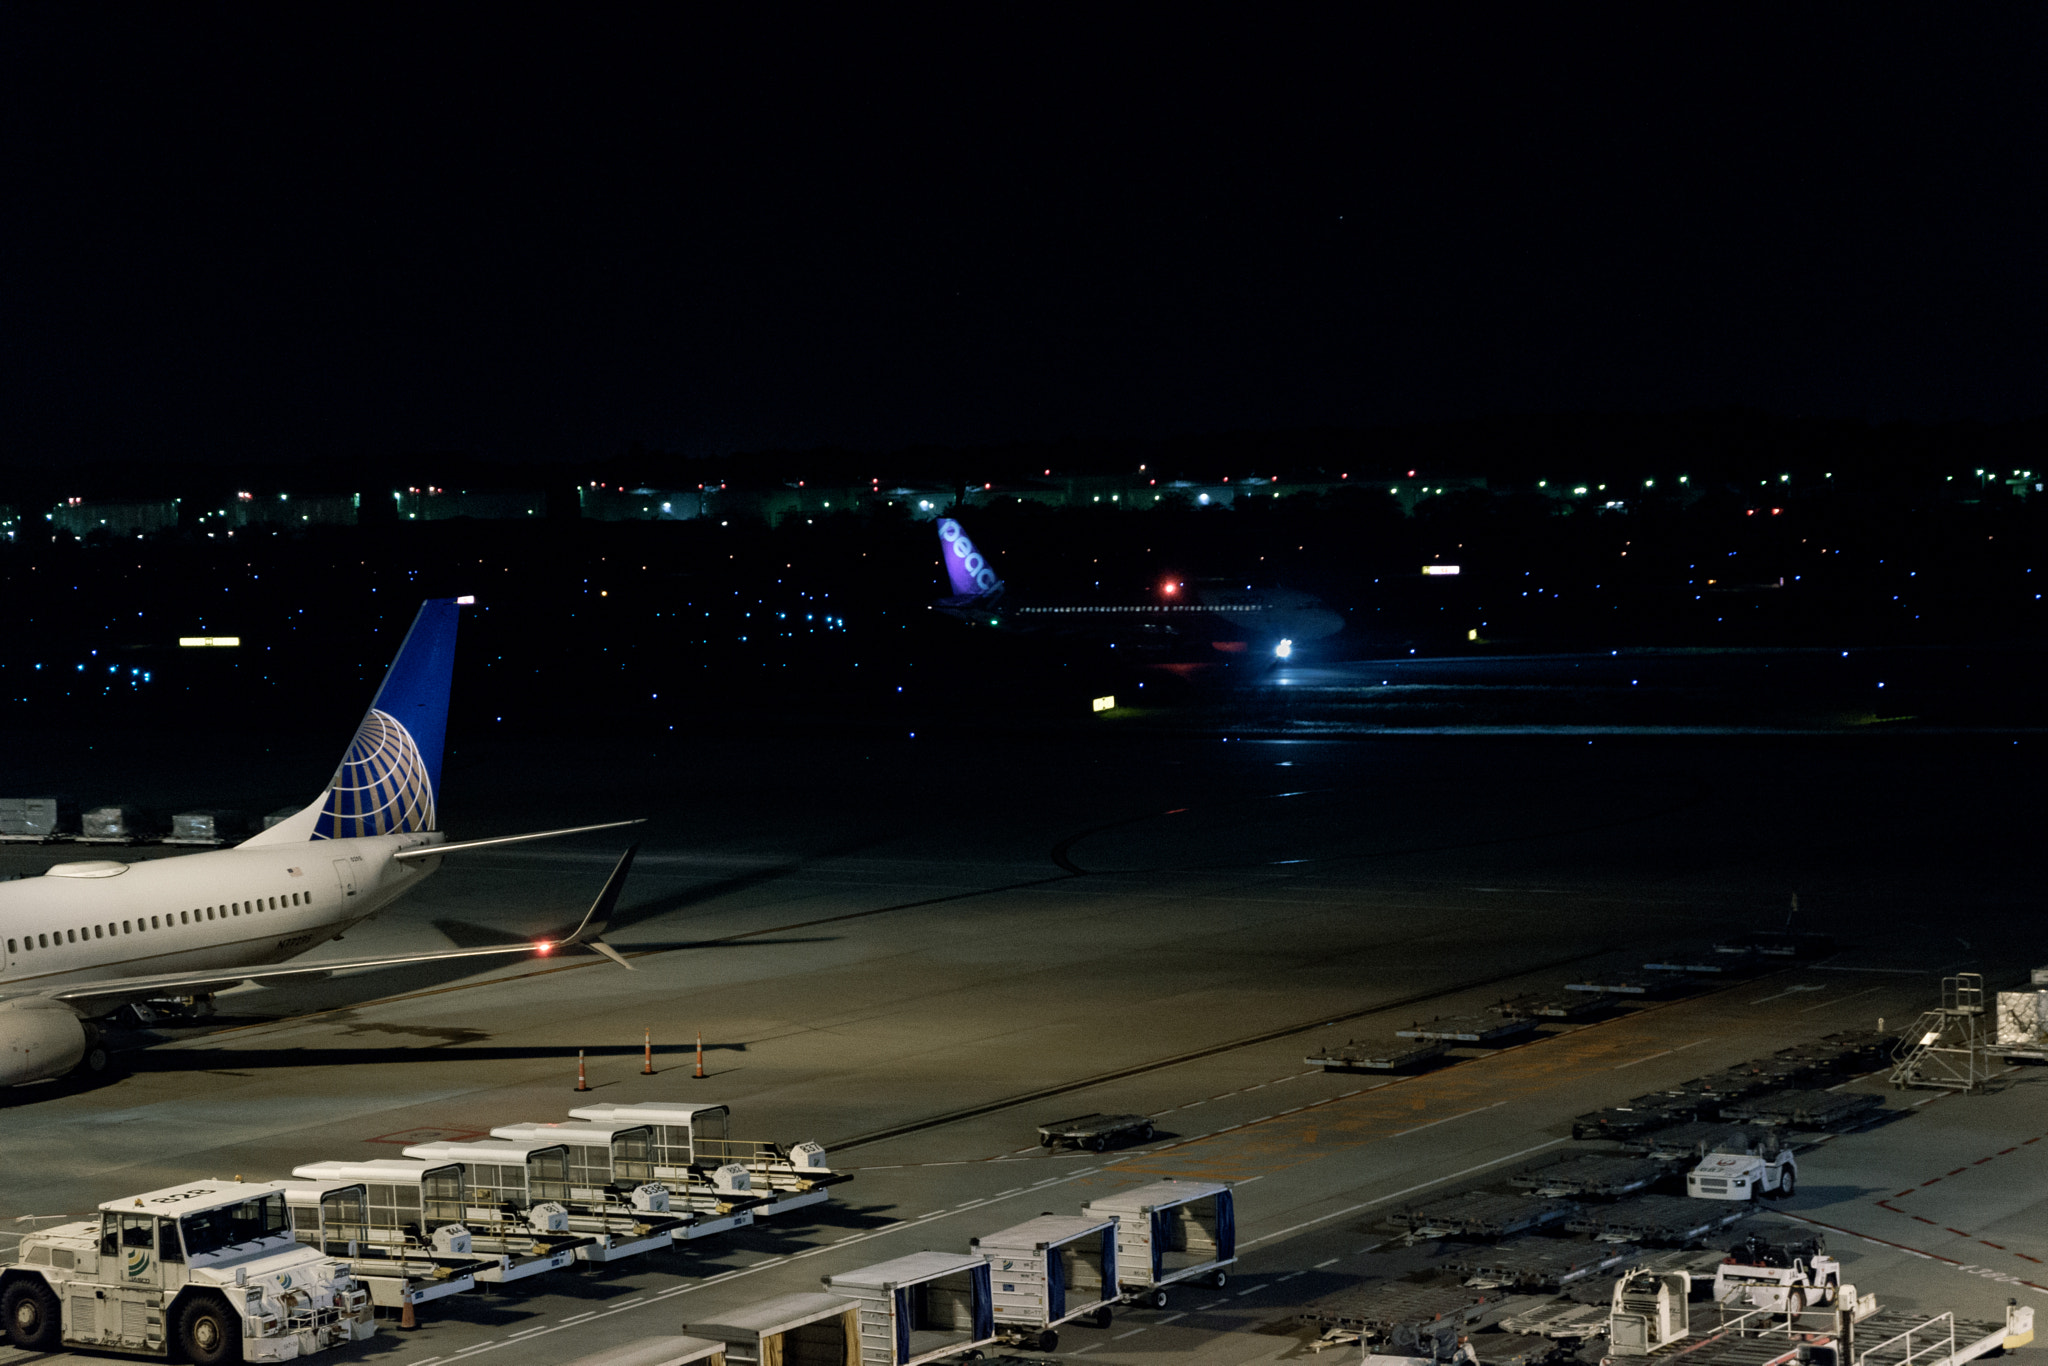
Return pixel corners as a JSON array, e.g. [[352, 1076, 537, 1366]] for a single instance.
[[535, 940, 554, 955]]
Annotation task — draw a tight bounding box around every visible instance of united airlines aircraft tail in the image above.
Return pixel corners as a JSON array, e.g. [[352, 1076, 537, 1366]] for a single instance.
[[244, 597, 466, 846], [936, 518, 1004, 607]]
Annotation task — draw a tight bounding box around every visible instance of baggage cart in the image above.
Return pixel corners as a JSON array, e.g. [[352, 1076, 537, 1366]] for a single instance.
[[1444, 1237, 1640, 1290], [1306, 1037, 1449, 1072], [280, 1178, 485, 1319], [402, 1138, 682, 1262], [691, 1292, 863, 1366], [970, 1214, 1118, 1348], [1396, 1014, 1537, 1044], [1565, 1195, 1747, 1245], [1034, 1113, 1153, 1152], [1626, 1123, 1771, 1161], [1715, 1090, 1883, 1131], [1297, 1282, 1497, 1357], [571, 1101, 850, 1216], [491, 1121, 761, 1238], [1493, 991, 1615, 1020], [1506, 1154, 1666, 1198], [823, 1251, 997, 1366], [559, 1337, 728, 1366], [1390, 1191, 1576, 1238], [292, 1158, 588, 1283], [1079, 1178, 1234, 1309]]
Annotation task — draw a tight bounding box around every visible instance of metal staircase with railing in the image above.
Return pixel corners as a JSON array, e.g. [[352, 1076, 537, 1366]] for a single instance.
[[1889, 973, 1993, 1093]]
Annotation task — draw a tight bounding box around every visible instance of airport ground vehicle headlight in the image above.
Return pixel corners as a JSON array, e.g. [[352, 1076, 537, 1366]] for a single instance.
[[1275, 639, 1293, 659]]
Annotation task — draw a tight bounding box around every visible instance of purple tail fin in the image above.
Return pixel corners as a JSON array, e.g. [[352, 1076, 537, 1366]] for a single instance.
[[937, 518, 1003, 598]]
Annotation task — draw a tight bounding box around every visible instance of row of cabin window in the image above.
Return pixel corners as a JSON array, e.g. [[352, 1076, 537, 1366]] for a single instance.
[[5, 889, 315, 955]]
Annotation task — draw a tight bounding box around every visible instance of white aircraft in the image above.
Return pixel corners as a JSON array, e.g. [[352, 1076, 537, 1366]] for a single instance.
[[0, 598, 640, 1088]]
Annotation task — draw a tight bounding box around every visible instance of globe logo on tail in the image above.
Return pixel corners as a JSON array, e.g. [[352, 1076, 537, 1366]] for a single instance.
[[315, 708, 436, 839]]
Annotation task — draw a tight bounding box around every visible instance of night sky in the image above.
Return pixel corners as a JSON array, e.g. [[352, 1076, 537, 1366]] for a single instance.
[[3, 9, 2044, 466]]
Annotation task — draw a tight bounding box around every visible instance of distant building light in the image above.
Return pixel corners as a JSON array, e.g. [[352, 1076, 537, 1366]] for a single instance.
[[455, 595, 476, 605], [1274, 639, 1293, 659], [1468, 628, 1479, 641], [1091, 695, 1116, 713], [178, 636, 241, 648], [1422, 565, 1461, 576]]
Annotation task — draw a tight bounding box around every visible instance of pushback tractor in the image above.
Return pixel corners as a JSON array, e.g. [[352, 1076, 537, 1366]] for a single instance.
[[1, 1179, 372, 1362]]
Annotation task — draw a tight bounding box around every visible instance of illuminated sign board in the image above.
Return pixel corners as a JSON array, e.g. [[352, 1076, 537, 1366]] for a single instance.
[[178, 636, 241, 647], [1091, 695, 1115, 713], [1422, 565, 1461, 576]]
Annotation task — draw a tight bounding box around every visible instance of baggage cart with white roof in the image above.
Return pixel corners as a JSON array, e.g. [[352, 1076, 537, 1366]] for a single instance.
[[570, 1101, 850, 1216], [401, 1138, 684, 1263], [278, 1178, 485, 1319], [493, 1120, 763, 1238], [291, 1158, 589, 1284], [0, 1178, 372, 1361], [689, 1291, 864, 1366], [559, 1336, 729, 1366], [1079, 1178, 1235, 1309], [823, 1251, 996, 1366], [969, 1213, 1119, 1348]]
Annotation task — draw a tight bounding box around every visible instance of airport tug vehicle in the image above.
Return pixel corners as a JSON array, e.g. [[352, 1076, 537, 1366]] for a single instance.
[[1685, 1143, 1797, 1200], [1712, 1234, 1842, 1312], [969, 1213, 1120, 1349], [1080, 1178, 1235, 1310], [0, 1179, 372, 1362], [569, 1101, 851, 1217]]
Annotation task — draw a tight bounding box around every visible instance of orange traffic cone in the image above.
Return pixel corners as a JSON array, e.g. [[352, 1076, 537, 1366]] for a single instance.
[[575, 1049, 592, 1092], [643, 1028, 655, 1076], [694, 1031, 706, 1080], [399, 1299, 417, 1330]]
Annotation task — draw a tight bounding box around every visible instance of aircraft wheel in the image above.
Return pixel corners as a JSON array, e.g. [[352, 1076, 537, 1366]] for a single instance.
[[3, 1278, 62, 1352], [177, 1291, 244, 1366]]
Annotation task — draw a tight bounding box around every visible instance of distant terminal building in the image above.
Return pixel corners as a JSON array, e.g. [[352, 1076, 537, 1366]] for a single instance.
[[48, 498, 180, 538], [579, 485, 703, 521], [0, 505, 16, 542], [393, 488, 546, 521], [209, 491, 360, 528]]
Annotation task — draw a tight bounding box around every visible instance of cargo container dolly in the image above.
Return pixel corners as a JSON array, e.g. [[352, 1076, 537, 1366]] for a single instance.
[[1080, 1179, 1235, 1309], [1034, 1113, 1155, 1152], [490, 1121, 763, 1240], [970, 1214, 1120, 1348], [0, 1179, 372, 1363], [571, 1101, 851, 1218], [401, 1138, 688, 1263], [279, 1179, 487, 1321], [290, 1159, 591, 1285]]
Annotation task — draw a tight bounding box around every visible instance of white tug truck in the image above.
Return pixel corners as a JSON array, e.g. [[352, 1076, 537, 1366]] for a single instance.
[[1685, 1143, 1797, 1200], [1, 1179, 373, 1363], [1713, 1233, 1843, 1313]]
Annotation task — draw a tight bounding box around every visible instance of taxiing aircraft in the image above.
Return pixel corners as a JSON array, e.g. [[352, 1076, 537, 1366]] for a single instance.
[[0, 598, 640, 1087], [930, 517, 1344, 659]]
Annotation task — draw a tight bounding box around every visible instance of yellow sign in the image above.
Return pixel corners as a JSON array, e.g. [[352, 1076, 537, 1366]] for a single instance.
[[1091, 695, 1115, 713], [177, 636, 241, 647]]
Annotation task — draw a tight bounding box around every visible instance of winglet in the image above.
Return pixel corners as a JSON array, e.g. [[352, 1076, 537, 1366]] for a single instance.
[[562, 843, 638, 969]]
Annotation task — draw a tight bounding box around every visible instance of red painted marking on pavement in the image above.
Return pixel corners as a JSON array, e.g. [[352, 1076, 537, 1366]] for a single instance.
[[1947, 1168, 1968, 1176], [1777, 1212, 2048, 1293], [1913, 1216, 1938, 1225], [1922, 1178, 1943, 1186], [2019, 1254, 2045, 1264], [1945, 1228, 1972, 1237], [1981, 1242, 2006, 1250], [1999, 1147, 2019, 1155]]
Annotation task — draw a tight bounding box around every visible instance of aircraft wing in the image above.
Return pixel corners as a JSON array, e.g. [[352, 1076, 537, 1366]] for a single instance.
[[22, 845, 640, 1014]]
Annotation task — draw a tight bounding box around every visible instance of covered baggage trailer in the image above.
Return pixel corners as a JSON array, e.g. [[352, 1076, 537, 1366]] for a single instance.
[[292, 1159, 587, 1283], [559, 1336, 728, 1366], [969, 1214, 1118, 1348], [824, 1252, 996, 1366], [491, 1121, 760, 1240], [402, 1138, 682, 1263], [690, 1291, 864, 1366], [280, 1178, 483, 1318], [571, 1101, 850, 1216], [1079, 1178, 1235, 1309]]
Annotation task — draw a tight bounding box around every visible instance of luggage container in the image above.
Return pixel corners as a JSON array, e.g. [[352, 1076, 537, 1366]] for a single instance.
[[0, 796, 77, 841], [970, 1214, 1118, 1348], [570, 1101, 851, 1216], [1079, 1178, 1235, 1309], [560, 1337, 728, 1366], [279, 1178, 483, 1318], [80, 805, 156, 843], [690, 1291, 863, 1366], [1034, 1114, 1153, 1152], [402, 1138, 682, 1263], [491, 1121, 760, 1239], [291, 1159, 587, 1283], [165, 809, 248, 845], [823, 1251, 996, 1366]]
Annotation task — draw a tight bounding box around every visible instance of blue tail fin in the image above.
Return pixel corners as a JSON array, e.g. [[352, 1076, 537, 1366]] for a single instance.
[[244, 598, 466, 845]]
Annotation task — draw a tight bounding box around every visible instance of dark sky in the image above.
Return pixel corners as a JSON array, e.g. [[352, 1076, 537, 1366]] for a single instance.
[[3, 9, 2045, 466]]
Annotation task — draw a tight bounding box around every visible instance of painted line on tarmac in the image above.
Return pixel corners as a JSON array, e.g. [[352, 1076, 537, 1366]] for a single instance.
[[1388, 1100, 1505, 1137], [1775, 1212, 2048, 1297]]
